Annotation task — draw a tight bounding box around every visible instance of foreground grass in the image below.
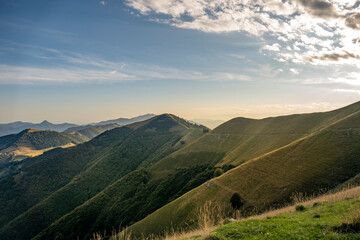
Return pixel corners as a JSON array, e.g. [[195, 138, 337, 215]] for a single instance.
[[207, 199, 360, 240], [176, 186, 360, 240], [97, 187, 360, 240]]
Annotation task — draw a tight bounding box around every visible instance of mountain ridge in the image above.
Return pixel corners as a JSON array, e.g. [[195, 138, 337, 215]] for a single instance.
[[126, 102, 360, 238], [0, 114, 208, 240]]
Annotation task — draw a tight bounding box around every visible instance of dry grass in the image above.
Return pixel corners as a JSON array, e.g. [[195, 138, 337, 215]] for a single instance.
[[333, 199, 360, 233], [6, 143, 76, 161], [93, 226, 132, 240], [161, 186, 360, 240], [249, 185, 360, 220], [97, 186, 360, 240]]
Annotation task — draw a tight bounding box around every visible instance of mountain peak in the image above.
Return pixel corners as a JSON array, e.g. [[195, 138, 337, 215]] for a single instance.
[[145, 113, 208, 132], [19, 128, 42, 134], [41, 120, 52, 125], [26, 128, 42, 133]]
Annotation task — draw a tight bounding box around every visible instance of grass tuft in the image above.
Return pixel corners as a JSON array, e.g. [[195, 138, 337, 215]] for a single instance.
[[334, 204, 360, 233]]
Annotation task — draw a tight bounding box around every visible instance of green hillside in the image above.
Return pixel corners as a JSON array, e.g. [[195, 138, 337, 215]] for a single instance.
[[152, 101, 360, 177], [126, 102, 360, 237], [2, 102, 360, 240], [0, 114, 208, 240], [63, 123, 120, 139], [208, 197, 360, 240], [0, 129, 88, 164], [30, 101, 360, 240]]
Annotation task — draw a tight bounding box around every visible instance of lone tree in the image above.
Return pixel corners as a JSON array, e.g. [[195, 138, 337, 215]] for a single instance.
[[214, 168, 224, 177], [230, 193, 244, 210]]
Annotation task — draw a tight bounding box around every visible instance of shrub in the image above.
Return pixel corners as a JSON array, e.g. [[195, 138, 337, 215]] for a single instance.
[[295, 205, 306, 211], [214, 168, 224, 177], [230, 193, 244, 210]]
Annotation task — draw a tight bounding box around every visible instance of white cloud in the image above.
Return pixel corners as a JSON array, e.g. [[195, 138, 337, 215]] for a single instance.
[[125, 0, 360, 67], [328, 72, 360, 86], [100, 1, 106, 6], [263, 43, 281, 52], [334, 89, 360, 95], [290, 68, 300, 75]]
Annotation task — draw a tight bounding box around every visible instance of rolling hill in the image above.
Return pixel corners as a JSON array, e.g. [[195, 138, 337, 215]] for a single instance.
[[2, 102, 360, 240], [31, 101, 360, 240], [0, 114, 208, 240], [126, 101, 360, 238], [0, 129, 87, 164]]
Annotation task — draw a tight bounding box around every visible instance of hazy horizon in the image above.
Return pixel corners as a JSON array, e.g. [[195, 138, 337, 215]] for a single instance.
[[0, 100, 354, 128]]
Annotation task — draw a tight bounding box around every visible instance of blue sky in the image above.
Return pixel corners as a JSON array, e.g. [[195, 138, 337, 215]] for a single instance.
[[0, 0, 359, 126]]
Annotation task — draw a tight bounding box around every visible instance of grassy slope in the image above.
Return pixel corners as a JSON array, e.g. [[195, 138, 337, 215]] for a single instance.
[[31, 117, 209, 240], [0, 115, 207, 240], [0, 126, 134, 230], [65, 123, 120, 139], [209, 198, 360, 240], [0, 129, 89, 163], [151, 101, 360, 178], [127, 103, 360, 237]]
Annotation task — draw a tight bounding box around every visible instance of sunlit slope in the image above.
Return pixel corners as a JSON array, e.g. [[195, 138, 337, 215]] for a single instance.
[[0, 114, 207, 240], [128, 108, 360, 237], [152, 101, 360, 176], [0, 129, 87, 163]]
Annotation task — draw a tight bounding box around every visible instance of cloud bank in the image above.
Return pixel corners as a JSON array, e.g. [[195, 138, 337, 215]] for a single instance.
[[125, 0, 360, 67]]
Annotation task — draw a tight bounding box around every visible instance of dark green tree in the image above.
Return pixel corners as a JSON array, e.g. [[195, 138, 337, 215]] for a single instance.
[[230, 193, 244, 209], [214, 168, 224, 177]]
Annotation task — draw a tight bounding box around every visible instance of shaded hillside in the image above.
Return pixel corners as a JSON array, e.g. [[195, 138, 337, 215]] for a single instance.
[[0, 114, 207, 240], [0, 129, 87, 164], [64, 123, 120, 139], [0, 121, 78, 137], [127, 105, 360, 237], [95, 113, 155, 126]]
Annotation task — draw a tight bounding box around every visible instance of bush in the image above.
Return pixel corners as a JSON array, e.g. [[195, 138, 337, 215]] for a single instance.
[[214, 168, 224, 177], [295, 205, 306, 211], [230, 193, 244, 210]]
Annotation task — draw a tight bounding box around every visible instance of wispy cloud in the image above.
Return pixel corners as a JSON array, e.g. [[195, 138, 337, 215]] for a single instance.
[[334, 88, 360, 94], [0, 43, 253, 84]]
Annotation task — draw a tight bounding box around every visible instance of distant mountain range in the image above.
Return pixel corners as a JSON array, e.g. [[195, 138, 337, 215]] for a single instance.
[[93, 113, 156, 126], [0, 114, 156, 137], [0, 121, 77, 137], [1, 103, 360, 240]]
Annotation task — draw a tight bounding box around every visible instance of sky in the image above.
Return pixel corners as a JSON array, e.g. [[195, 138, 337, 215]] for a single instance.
[[0, 0, 360, 126]]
